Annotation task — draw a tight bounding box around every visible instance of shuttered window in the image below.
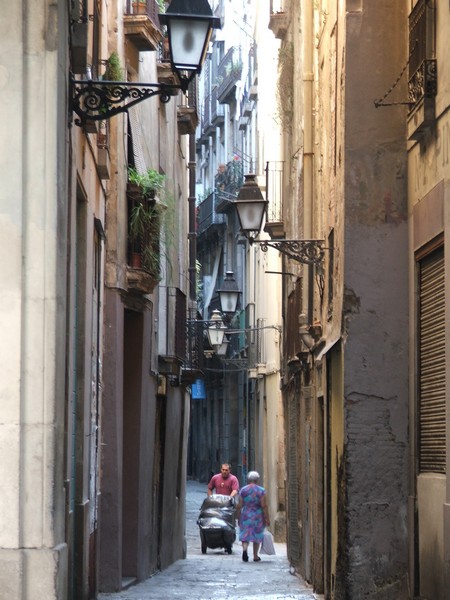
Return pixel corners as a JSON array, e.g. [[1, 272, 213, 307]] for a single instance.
[[418, 246, 446, 474]]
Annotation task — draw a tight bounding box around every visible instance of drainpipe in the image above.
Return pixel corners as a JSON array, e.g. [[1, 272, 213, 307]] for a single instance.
[[303, 0, 315, 325], [188, 133, 197, 302]]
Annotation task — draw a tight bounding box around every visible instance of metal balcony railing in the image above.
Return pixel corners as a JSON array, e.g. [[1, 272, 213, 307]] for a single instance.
[[408, 59, 437, 107], [217, 47, 242, 104], [197, 191, 226, 236], [202, 93, 212, 132], [215, 158, 244, 201], [184, 308, 206, 376], [211, 86, 224, 124]]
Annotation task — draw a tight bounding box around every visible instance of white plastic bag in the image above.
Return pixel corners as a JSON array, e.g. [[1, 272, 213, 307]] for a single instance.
[[260, 529, 276, 555]]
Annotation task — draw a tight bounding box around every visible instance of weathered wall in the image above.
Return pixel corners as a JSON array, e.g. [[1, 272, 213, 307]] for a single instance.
[[342, 0, 409, 597]]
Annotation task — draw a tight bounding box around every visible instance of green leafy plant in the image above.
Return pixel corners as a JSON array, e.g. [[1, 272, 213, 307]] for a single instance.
[[103, 51, 124, 81], [127, 168, 178, 279]]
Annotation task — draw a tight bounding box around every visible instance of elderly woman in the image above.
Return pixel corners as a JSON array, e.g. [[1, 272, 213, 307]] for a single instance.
[[237, 471, 270, 562]]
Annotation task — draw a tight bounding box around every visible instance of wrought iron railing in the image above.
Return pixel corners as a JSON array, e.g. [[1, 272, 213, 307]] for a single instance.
[[211, 86, 224, 123], [217, 46, 243, 103], [215, 158, 244, 202], [197, 191, 226, 235], [408, 58, 437, 106]]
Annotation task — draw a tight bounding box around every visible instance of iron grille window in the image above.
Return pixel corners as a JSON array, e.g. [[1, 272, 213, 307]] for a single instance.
[[418, 246, 445, 474]]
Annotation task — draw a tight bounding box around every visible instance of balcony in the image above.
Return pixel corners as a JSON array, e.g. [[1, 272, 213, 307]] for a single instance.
[[126, 185, 161, 294], [182, 309, 206, 384], [407, 59, 437, 140], [124, 0, 163, 51], [197, 191, 226, 237], [264, 161, 285, 239], [215, 159, 244, 213], [407, 0, 436, 140], [268, 0, 288, 39], [201, 93, 215, 136], [217, 47, 242, 104], [158, 287, 186, 377], [238, 116, 248, 130], [177, 79, 199, 135], [211, 86, 225, 125]]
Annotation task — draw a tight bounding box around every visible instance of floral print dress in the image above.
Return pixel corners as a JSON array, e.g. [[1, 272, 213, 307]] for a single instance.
[[238, 484, 266, 543]]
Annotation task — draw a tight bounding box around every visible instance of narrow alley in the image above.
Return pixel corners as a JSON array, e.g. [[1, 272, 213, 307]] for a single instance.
[[98, 480, 322, 600]]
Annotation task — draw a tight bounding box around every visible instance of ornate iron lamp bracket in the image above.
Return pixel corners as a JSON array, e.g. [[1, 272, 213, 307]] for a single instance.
[[70, 77, 181, 127], [249, 239, 326, 266]]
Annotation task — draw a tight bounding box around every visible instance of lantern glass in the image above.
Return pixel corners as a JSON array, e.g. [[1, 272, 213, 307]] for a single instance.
[[217, 271, 240, 314], [207, 310, 226, 347], [235, 174, 268, 234], [168, 18, 211, 72], [235, 199, 266, 233], [220, 290, 239, 314]]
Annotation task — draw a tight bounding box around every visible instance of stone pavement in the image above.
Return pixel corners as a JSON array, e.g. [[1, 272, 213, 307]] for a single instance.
[[98, 480, 323, 600]]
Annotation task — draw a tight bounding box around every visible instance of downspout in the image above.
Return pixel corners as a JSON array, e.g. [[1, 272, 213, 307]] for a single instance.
[[303, 0, 315, 325], [188, 133, 197, 302]]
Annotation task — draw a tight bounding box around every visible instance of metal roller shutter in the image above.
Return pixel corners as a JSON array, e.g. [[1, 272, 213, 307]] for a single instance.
[[286, 379, 301, 567], [418, 246, 446, 474]]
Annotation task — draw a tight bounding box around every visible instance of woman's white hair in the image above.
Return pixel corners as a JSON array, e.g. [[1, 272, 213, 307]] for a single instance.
[[247, 470, 260, 483]]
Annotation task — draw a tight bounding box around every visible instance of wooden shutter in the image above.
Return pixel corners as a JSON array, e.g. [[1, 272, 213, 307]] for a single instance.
[[418, 246, 446, 473]]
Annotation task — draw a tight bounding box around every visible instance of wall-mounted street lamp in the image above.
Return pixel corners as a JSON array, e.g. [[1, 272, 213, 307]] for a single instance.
[[70, 0, 221, 126], [216, 271, 241, 315], [187, 310, 227, 347], [234, 174, 325, 267], [206, 309, 227, 348]]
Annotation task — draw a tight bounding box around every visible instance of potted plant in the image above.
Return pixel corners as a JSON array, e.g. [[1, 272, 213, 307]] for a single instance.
[[127, 167, 176, 286], [127, 167, 166, 202], [128, 200, 161, 275]]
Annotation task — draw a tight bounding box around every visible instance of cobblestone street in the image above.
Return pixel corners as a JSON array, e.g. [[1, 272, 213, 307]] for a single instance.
[[98, 480, 322, 600]]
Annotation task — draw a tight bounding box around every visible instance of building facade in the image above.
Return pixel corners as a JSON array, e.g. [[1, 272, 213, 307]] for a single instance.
[[0, 1, 195, 598]]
